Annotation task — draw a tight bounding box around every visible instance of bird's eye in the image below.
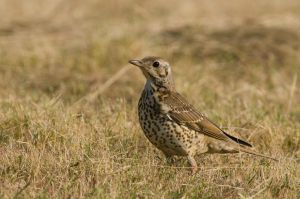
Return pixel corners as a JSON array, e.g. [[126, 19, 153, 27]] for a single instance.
[[152, 61, 160, 67]]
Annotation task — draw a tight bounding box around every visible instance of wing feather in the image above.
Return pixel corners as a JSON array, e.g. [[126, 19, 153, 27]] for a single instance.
[[156, 90, 252, 147]]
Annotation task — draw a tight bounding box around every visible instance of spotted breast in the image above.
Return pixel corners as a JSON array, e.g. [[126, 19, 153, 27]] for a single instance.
[[138, 81, 208, 157]]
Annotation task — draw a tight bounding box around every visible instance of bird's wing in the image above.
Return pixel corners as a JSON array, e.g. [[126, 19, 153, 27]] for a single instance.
[[156, 91, 252, 147]]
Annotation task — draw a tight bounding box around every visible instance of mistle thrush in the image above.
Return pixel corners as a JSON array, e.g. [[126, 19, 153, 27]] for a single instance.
[[129, 56, 276, 173]]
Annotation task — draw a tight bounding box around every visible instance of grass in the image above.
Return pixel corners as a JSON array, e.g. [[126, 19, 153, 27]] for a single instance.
[[0, 0, 300, 198]]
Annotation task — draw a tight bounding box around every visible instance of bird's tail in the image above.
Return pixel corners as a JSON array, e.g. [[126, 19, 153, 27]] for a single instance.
[[235, 148, 278, 161]]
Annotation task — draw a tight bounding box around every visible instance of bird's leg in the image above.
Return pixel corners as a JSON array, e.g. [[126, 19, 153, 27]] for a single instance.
[[188, 155, 198, 174]]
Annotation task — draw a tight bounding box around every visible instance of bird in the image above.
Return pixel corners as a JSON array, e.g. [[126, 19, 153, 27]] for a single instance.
[[129, 56, 277, 173]]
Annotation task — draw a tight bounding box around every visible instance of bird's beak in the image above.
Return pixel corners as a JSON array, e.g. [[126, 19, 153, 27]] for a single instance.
[[129, 59, 143, 67]]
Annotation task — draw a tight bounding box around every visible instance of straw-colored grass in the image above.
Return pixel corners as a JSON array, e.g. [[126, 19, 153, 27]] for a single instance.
[[0, 0, 299, 198]]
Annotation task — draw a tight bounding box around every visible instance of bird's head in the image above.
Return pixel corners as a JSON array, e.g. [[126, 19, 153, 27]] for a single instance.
[[129, 56, 175, 91]]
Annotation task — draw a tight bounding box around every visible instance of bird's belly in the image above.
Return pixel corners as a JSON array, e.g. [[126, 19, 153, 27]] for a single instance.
[[138, 109, 206, 156]]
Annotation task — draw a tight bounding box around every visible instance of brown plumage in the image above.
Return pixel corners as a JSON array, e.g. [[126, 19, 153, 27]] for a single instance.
[[156, 90, 253, 146], [129, 56, 277, 173]]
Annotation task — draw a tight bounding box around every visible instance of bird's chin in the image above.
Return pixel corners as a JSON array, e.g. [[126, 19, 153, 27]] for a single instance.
[[141, 69, 150, 79], [139, 70, 158, 86]]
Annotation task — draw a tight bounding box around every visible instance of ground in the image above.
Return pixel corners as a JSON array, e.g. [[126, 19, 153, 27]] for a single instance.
[[0, 0, 299, 198]]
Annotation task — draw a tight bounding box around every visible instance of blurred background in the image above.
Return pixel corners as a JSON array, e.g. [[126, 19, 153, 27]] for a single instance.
[[0, 0, 299, 101], [0, 0, 299, 198]]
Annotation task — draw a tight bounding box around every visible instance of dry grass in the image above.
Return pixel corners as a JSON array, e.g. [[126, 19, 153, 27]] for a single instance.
[[0, 0, 300, 198]]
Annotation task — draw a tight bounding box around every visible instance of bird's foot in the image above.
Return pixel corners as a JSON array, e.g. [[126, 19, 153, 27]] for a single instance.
[[188, 155, 198, 175], [191, 166, 198, 174]]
